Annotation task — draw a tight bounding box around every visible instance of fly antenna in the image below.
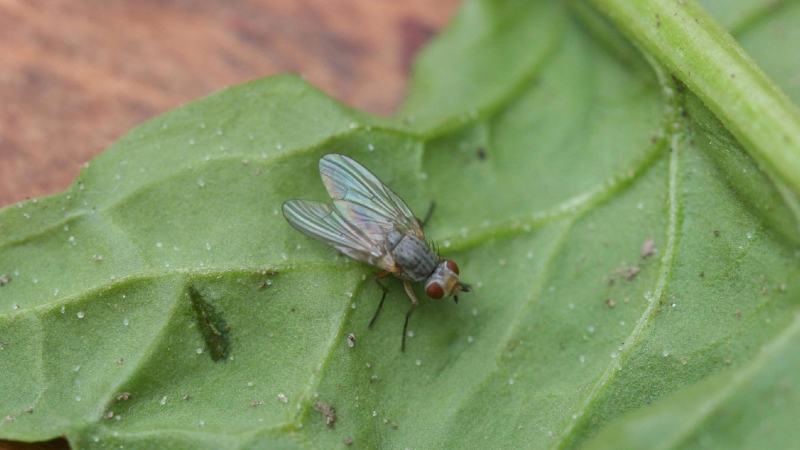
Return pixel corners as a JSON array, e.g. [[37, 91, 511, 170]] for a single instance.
[[420, 201, 436, 228]]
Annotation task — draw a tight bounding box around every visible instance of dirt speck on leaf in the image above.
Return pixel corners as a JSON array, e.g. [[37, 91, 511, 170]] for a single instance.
[[314, 402, 337, 428], [641, 238, 657, 259], [614, 266, 640, 281]]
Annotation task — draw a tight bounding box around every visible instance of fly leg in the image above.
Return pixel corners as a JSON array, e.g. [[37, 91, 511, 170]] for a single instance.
[[420, 201, 436, 229], [401, 279, 419, 352], [368, 271, 391, 329]]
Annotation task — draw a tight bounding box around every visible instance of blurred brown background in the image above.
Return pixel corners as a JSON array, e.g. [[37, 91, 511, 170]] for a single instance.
[[0, 0, 461, 209], [0, 1, 460, 449]]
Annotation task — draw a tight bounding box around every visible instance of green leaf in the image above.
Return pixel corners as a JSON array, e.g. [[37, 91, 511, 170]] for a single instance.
[[1, 1, 799, 449], [583, 313, 800, 450]]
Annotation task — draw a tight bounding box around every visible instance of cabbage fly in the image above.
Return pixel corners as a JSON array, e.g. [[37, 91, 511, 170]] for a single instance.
[[282, 154, 470, 351]]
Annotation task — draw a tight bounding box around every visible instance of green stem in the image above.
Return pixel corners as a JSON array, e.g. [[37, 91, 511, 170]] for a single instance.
[[586, 0, 800, 194]]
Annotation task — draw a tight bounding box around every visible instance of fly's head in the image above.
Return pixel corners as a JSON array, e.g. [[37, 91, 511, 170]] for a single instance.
[[425, 260, 470, 303]]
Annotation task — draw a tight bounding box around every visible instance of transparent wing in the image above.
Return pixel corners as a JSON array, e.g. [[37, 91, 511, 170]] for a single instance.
[[282, 199, 394, 269], [319, 154, 424, 239]]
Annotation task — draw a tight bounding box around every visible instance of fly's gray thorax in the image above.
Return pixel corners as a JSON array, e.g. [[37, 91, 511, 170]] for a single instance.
[[387, 229, 438, 282]]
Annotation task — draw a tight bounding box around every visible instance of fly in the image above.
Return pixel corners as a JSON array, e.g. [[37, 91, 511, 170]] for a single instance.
[[282, 154, 470, 351]]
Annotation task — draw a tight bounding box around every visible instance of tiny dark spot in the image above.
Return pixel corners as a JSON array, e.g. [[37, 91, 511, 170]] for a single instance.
[[291, 307, 296, 312], [699, 271, 704, 277], [646, 397, 652, 404], [680, 108, 688, 117], [735, 310, 740, 318], [714, 229, 719, 236], [476, 147, 487, 160], [188, 286, 231, 362]]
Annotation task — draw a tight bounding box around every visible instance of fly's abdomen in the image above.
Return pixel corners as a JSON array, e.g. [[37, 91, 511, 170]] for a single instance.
[[389, 232, 438, 282]]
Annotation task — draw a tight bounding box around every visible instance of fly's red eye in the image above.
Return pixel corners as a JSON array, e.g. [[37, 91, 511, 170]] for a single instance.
[[445, 260, 459, 275], [426, 282, 445, 299]]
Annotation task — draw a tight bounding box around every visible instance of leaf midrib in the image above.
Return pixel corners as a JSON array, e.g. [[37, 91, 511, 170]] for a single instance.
[[550, 60, 683, 448]]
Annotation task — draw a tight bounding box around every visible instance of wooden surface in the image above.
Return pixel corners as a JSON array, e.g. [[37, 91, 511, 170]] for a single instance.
[[0, 0, 460, 209], [0, 1, 460, 449]]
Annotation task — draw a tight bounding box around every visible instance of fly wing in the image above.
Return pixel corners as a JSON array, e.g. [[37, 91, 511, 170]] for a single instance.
[[319, 154, 424, 239], [282, 199, 394, 269]]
